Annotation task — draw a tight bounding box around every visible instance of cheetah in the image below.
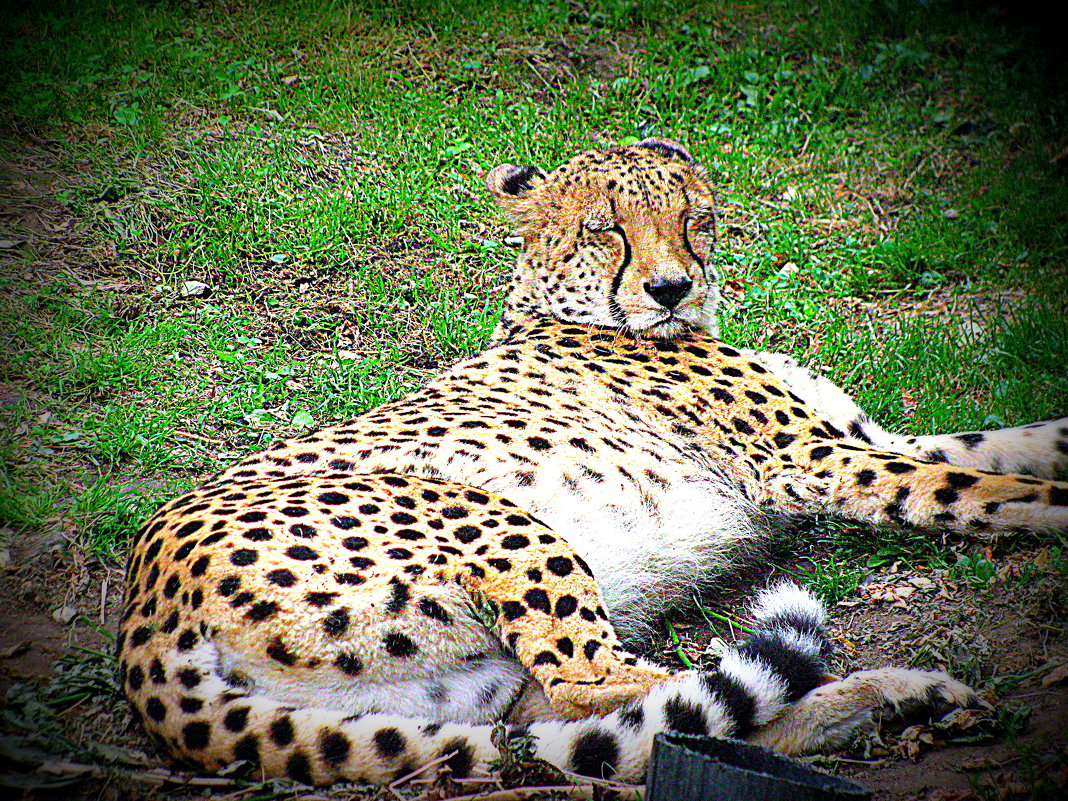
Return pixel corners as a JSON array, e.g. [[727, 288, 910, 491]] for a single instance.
[[119, 140, 1068, 786]]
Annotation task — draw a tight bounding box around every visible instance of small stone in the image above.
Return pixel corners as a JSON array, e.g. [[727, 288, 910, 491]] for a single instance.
[[943, 208, 959, 219], [181, 280, 211, 298], [52, 604, 78, 624]]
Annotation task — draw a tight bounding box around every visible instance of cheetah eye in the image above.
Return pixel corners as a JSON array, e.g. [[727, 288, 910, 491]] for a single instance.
[[686, 209, 716, 232]]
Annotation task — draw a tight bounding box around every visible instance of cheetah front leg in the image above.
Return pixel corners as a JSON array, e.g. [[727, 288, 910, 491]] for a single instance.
[[446, 505, 673, 719], [771, 436, 1068, 534], [749, 350, 1067, 478]]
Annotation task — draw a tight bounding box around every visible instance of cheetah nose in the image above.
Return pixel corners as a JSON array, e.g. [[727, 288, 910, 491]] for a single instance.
[[644, 277, 692, 310]]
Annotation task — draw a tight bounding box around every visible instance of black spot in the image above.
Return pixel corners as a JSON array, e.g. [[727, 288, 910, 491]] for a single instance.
[[732, 417, 755, 435], [177, 668, 201, 688], [524, 588, 551, 614], [286, 545, 319, 560], [773, 432, 797, 449], [286, 751, 313, 784], [179, 696, 202, 713], [127, 664, 144, 690], [956, 432, 985, 449], [387, 547, 413, 559], [885, 461, 917, 474], [230, 549, 258, 566], [570, 728, 619, 779], [386, 579, 410, 614], [487, 558, 512, 572], [183, 721, 211, 750], [1051, 486, 1068, 506], [323, 608, 350, 637], [233, 734, 259, 764], [455, 525, 481, 543], [175, 520, 203, 538], [810, 446, 834, 461], [946, 472, 979, 489], [281, 506, 309, 518], [332, 516, 360, 530], [358, 504, 380, 515], [418, 597, 452, 624], [319, 730, 351, 766], [318, 491, 349, 505], [528, 436, 551, 450], [533, 651, 561, 666], [224, 706, 250, 732], [545, 556, 573, 576], [246, 600, 279, 622], [856, 469, 877, 487], [243, 527, 272, 541], [270, 716, 295, 746], [384, 632, 418, 658], [217, 576, 240, 596], [555, 595, 578, 617], [493, 531, 532, 552], [441, 738, 474, 778], [176, 629, 197, 651], [391, 512, 417, 525], [130, 625, 153, 647], [145, 697, 167, 721], [373, 727, 406, 759], [583, 640, 602, 660], [502, 601, 526, 621], [342, 536, 368, 551], [556, 637, 575, 658], [163, 574, 181, 598], [934, 488, 960, 505], [335, 652, 364, 676], [266, 639, 297, 666], [290, 523, 317, 538], [305, 591, 338, 607], [267, 568, 297, 587], [190, 556, 210, 577]]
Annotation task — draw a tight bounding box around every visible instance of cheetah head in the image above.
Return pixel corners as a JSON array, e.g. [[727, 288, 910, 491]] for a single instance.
[[485, 138, 719, 341]]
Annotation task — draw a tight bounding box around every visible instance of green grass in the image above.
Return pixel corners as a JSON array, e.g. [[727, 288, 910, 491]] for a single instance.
[[1, 0, 1066, 568]]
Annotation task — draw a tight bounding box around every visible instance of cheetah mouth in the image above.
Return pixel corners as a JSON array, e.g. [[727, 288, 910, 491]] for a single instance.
[[629, 312, 693, 338]]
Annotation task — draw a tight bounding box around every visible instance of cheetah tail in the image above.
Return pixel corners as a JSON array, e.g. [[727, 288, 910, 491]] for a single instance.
[[129, 584, 829, 786]]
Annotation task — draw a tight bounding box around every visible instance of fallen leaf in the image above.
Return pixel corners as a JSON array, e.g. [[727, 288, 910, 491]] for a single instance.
[[1041, 660, 1068, 687]]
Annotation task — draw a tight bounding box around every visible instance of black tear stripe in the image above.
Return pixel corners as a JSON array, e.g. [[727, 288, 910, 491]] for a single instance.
[[681, 223, 708, 276], [606, 225, 632, 325]]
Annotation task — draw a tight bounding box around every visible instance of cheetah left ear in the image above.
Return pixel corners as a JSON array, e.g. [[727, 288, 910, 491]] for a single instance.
[[485, 163, 548, 199], [635, 137, 693, 163]]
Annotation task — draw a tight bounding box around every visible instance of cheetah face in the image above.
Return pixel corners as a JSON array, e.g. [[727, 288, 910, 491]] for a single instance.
[[486, 138, 719, 339]]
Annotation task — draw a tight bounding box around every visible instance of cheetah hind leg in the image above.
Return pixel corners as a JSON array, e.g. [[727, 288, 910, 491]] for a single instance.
[[749, 350, 1068, 478], [450, 506, 673, 719], [749, 667, 983, 755]]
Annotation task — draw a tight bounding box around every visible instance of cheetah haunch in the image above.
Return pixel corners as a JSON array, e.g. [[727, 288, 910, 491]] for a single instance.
[[119, 140, 1067, 786]]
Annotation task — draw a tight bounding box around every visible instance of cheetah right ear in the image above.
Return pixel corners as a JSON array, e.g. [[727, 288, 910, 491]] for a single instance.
[[485, 163, 548, 200]]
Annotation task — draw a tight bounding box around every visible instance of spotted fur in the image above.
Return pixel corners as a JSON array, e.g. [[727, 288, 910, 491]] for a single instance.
[[119, 140, 1061, 786]]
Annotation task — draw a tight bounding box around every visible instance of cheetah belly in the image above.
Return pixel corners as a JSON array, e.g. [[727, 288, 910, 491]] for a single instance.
[[510, 471, 764, 640], [411, 450, 768, 641]]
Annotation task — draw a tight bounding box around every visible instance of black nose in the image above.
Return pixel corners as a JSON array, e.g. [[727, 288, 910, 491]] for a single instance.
[[643, 277, 692, 310]]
